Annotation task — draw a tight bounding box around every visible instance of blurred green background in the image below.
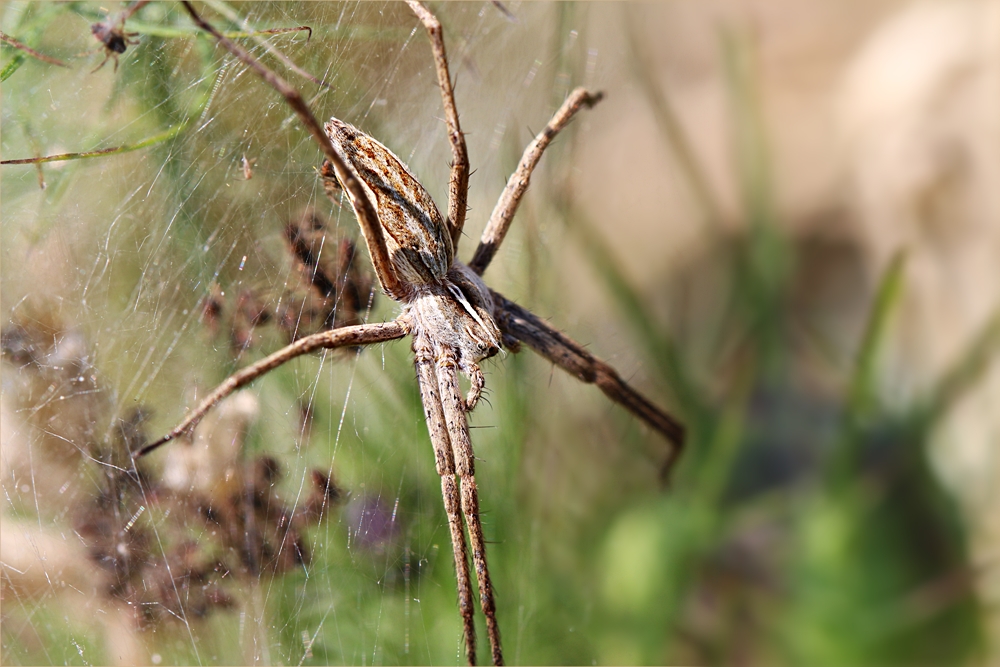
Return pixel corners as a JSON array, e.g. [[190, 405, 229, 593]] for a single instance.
[[2, 1, 997, 665]]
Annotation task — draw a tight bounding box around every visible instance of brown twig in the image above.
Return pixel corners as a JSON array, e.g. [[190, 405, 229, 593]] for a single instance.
[[1, 124, 187, 166], [0, 31, 69, 67]]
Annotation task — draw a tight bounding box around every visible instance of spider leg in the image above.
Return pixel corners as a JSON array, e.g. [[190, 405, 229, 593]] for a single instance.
[[180, 1, 409, 301], [492, 291, 686, 481], [465, 363, 486, 412], [469, 88, 604, 275], [407, 1, 470, 250], [436, 347, 504, 665], [90, 50, 114, 73], [134, 320, 408, 459], [413, 336, 478, 665]]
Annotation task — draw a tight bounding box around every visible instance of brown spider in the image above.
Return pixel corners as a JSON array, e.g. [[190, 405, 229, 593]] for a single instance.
[[90, 0, 145, 72], [136, 2, 686, 665]]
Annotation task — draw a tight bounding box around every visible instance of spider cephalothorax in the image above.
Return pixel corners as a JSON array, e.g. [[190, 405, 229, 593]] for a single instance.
[[406, 263, 503, 409]]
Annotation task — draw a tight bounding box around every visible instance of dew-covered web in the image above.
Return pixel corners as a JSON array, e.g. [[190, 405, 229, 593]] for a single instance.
[[1, 2, 654, 665]]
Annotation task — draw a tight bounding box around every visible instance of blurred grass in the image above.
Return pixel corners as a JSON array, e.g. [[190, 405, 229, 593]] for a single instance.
[[1, 2, 993, 666]]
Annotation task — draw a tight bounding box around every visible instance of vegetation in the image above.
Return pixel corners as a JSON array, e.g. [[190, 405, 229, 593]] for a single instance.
[[1, 2, 991, 664]]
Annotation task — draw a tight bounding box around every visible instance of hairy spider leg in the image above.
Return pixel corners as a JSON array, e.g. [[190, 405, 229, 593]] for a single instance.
[[469, 88, 604, 275], [406, 0, 470, 249], [132, 321, 408, 458], [434, 344, 503, 666], [413, 334, 478, 664]]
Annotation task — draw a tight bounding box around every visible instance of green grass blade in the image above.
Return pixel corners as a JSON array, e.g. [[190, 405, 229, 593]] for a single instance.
[[1, 122, 189, 166], [826, 250, 906, 488], [923, 305, 1000, 427], [623, 7, 724, 229]]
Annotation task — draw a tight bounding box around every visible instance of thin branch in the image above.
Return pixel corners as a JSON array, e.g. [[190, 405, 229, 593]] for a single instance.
[[180, 1, 408, 301], [133, 320, 408, 459], [1, 123, 187, 166], [470, 87, 603, 275], [256, 26, 312, 40], [406, 0, 470, 250], [118, 0, 151, 24], [74, 16, 396, 43], [0, 31, 69, 67]]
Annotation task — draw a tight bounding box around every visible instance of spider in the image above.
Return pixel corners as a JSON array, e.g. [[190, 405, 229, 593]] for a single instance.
[[90, 0, 148, 72], [135, 2, 686, 665]]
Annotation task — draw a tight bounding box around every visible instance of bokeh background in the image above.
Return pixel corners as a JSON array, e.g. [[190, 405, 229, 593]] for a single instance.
[[3, 1, 999, 664]]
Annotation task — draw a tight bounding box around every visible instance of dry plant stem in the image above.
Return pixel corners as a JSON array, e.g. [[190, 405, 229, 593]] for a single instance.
[[435, 347, 503, 666], [257, 26, 311, 39], [3, 123, 186, 185], [470, 88, 605, 275], [121, 0, 151, 23], [180, 1, 407, 301], [132, 320, 408, 458], [0, 31, 68, 67], [1, 124, 187, 166], [2, 148, 139, 165], [494, 291, 686, 478], [414, 337, 478, 664], [407, 0, 469, 248]]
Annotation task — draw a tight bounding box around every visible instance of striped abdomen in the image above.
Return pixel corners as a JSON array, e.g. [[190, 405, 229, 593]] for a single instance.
[[324, 118, 453, 285]]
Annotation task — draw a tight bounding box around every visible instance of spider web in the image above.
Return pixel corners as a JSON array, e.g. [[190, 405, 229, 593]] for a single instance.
[[0, 2, 670, 665]]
